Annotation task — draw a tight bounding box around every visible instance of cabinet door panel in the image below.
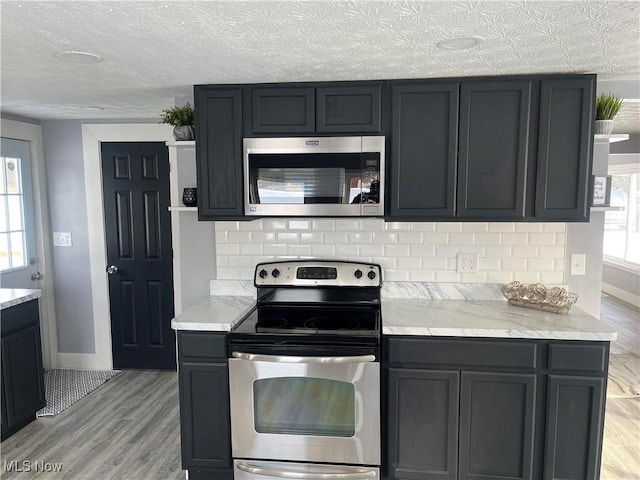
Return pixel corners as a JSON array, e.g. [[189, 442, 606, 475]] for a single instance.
[[1, 325, 45, 426], [251, 87, 315, 134], [459, 372, 536, 480], [458, 81, 531, 219], [195, 88, 243, 218], [390, 83, 459, 219], [179, 362, 231, 469], [316, 85, 382, 133], [544, 375, 605, 480], [388, 368, 459, 480], [535, 77, 595, 221]]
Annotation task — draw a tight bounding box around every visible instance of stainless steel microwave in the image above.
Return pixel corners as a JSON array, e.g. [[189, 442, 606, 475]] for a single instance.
[[243, 136, 385, 217]]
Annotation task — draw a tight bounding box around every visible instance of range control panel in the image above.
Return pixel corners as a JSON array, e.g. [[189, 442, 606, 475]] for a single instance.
[[254, 261, 382, 288]]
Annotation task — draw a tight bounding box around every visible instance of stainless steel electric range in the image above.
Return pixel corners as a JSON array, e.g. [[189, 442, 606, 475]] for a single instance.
[[228, 260, 382, 480]]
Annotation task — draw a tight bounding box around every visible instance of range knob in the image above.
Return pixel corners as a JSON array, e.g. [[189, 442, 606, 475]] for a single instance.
[[354, 269, 363, 279], [272, 269, 280, 278], [258, 269, 268, 279], [367, 270, 377, 280]]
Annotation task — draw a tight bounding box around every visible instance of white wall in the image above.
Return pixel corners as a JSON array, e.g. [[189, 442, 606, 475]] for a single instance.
[[214, 219, 566, 284]]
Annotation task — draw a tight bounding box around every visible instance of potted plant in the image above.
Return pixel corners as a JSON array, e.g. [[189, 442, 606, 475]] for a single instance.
[[595, 93, 625, 135], [160, 103, 195, 141]]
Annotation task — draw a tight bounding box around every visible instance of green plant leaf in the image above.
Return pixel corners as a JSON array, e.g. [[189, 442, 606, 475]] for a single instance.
[[159, 102, 194, 126]]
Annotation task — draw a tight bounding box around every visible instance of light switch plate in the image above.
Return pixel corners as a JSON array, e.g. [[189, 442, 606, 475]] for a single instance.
[[457, 252, 478, 273], [53, 232, 72, 247], [570, 253, 586, 276]]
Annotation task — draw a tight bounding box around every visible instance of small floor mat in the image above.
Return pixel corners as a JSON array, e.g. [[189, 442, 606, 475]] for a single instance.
[[36, 369, 120, 417]]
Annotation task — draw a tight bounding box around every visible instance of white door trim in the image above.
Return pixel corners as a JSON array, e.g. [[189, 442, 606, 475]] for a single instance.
[[1, 118, 58, 370], [81, 124, 173, 370]]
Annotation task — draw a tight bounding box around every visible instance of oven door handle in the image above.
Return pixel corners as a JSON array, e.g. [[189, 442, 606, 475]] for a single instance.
[[231, 352, 376, 364], [236, 462, 377, 479]]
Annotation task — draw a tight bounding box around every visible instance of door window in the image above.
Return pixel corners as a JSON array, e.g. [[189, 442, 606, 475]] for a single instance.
[[0, 154, 28, 270], [253, 377, 355, 437]]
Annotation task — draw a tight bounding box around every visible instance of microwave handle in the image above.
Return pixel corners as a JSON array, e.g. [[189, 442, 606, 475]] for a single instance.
[[231, 352, 376, 364], [236, 462, 377, 479]]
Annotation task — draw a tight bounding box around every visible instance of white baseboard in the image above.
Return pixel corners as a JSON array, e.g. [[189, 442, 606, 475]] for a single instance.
[[602, 282, 640, 308], [56, 353, 112, 370]]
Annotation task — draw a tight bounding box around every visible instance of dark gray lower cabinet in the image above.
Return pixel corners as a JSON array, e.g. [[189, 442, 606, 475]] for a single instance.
[[178, 332, 233, 479], [388, 369, 459, 479], [459, 372, 536, 480], [386, 337, 609, 480], [1, 299, 46, 440], [544, 375, 605, 480]]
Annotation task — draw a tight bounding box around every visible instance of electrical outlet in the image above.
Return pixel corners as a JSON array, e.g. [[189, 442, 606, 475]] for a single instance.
[[457, 252, 478, 273], [570, 253, 586, 275]]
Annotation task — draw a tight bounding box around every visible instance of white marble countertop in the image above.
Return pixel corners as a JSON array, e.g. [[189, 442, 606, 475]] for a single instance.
[[382, 299, 617, 341], [171, 294, 617, 342], [171, 296, 255, 331], [0, 288, 41, 310]]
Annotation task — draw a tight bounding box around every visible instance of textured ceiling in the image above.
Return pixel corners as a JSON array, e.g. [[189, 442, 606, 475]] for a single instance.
[[1, 0, 639, 130]]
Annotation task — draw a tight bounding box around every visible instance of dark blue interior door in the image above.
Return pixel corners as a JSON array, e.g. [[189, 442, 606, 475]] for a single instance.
[[101, 142, 175, 370]]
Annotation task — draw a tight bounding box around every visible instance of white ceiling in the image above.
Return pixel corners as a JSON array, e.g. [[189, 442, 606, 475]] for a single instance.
[[1, 1, 639, 132]]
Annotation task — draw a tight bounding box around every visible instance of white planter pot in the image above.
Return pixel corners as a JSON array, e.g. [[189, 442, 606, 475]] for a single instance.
[[594, 119, 614, 135]]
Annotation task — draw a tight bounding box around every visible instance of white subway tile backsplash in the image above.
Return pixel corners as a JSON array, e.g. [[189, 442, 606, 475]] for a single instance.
[[529, 233, 556, 245], [540, 245, 565, 259], [311, 244, 336, 256], [501, 258, 528, 271], [264, 244, 288, 255], [384, 244, 410, 257], [410, 270, 435, 282], [335, 245, 359, 256], [252, 232, 276, 243], [336, 219, 361, 231], [228, 231, 252, 244], [240, 243, 263, 255], [424, 232, 449, 244], [448, 233, 475, 245], [436, 222, 462, 232], [213, 218, 567, 283], [348, 232, 373, 244], [312, 219, 335, 231], [540, 272, 564, 284], [288, 220, 311, 230], [397, 232, 423, 244], [410, 244, 436, 257], [359, 244, 384, 257], [263, 219, 288, 230], [385, 222, 411, 231], [489, 223, 516, 232], [501, 233, 528, 245], [542, 223, 566, 232], [288, 244, 312, 256], [411, 222, 436, 231], [276, 232, 299, 244]]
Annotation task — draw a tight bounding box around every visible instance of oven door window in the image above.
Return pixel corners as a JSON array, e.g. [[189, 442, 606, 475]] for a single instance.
[[253, 377, 355, 437]]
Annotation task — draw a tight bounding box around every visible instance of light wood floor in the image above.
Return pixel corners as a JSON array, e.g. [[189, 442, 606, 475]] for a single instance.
[[1, 294, 638, 479], [600, 294, 640, 480]]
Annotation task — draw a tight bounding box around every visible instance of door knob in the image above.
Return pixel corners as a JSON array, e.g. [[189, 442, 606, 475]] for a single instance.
[[31, 272, 43, 281], [106, 265, 119, 275]]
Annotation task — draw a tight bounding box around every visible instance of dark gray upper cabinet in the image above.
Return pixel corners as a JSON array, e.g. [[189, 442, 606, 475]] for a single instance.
[[316, 84, 382, 133], [251, 87, 315, 134], [457, 81, 532, 219], [390, 83, 459, 219], [246, 82, 383, 135], [195, 86, 244, 219], [535, 77, 595, 221]]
